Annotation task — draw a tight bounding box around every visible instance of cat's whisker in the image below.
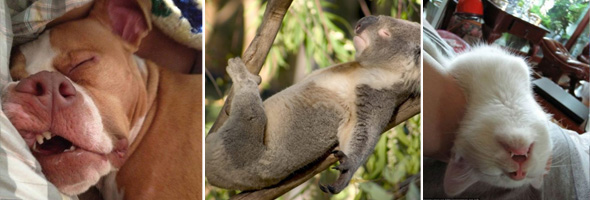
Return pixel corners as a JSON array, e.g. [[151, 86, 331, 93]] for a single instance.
[[548, 157, 569, 166], [549, 164, 572, 168]]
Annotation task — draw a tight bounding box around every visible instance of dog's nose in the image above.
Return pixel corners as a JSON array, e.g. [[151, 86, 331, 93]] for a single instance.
[[14, 71, 77, 107], [355, 15, 378, 34]]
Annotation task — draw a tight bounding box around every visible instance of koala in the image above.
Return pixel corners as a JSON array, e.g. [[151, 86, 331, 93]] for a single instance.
[[205, 15, 420, 194]]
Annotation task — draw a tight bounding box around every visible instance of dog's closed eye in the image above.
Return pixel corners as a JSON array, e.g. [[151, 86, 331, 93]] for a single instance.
[[69, 51, 98, 74]]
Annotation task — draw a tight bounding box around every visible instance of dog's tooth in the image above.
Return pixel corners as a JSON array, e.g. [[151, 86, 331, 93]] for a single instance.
[[510, 152, 514, 157], [64, 146, 75, 152], [32, 143, 37, 151], [42, 132, 51, 140], [36, 135, 44, 145]]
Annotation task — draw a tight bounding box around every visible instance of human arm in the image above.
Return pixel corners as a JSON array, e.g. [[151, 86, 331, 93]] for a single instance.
[[423, 52, 466, 162]]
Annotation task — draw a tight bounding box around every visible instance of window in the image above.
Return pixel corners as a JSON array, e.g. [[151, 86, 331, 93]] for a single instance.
[[531, 0, 589, 56]]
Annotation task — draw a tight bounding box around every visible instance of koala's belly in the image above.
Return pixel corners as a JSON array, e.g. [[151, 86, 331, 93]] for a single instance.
[[261, 66, 404, 147], [253, 66, 406, 181], [261, 82, 348, 171]]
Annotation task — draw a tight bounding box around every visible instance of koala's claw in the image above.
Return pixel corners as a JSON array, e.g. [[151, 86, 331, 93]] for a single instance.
[[319, 184, 336, 194], [226, 57, 261, 84], [335, 162, 354, 174], [331, 150, 352, 173], [319, 150, 356, 193], [332, 150, 346, 158], [332, 165, 349, 173], [319, 172, 351, 194]]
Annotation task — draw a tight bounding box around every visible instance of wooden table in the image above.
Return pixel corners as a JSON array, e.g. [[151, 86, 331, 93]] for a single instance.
[[481, 0, 550, 58]]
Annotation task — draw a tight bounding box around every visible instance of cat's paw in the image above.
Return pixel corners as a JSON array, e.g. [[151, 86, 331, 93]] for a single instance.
[[226, 57, 261, 85]]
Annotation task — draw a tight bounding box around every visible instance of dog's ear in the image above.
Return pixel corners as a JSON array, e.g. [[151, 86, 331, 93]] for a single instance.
[[9, 49, 28, 80], [90, 0, 152, 51]]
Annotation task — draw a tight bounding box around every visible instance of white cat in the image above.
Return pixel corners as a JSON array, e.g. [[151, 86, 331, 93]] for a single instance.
[[443, 46, 552, 196]]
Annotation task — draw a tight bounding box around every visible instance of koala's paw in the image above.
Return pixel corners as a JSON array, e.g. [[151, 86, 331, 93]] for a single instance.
[[331, 150, 352, 173], [226, 57, 261, 85], [318, 150, 355, 194], [319, 170, 354, 194]]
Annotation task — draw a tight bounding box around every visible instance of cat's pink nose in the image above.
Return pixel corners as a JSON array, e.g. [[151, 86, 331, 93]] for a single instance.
[[499, 142, 533, 165], [509, 170, 527, 180], [512, 154, 527, 165], [501, 142, 533, 156], [509, 147, 529, 155]]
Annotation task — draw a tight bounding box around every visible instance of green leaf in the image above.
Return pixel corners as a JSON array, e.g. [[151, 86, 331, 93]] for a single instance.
[[396, 131, 411, 146], [391, 162, 406, 183], [367, 135, 388, 179], [406, 182, 420, 200], [382, 167, 395, 184], [359, 182, 394, 200]]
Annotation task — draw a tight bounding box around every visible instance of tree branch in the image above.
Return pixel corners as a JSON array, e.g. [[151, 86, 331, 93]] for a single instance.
[[209, 0, 294, 133], [385, 95, 421, 130]]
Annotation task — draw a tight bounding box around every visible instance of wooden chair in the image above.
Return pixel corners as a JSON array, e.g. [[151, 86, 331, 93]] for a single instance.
[[577, 43, 589, 64], [537, 38, 589, 97]]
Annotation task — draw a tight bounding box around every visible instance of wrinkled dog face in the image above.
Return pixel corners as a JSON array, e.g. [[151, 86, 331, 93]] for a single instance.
[[0, 14, 147, 195]]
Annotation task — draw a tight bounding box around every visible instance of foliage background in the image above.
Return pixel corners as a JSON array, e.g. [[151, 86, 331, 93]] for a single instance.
[[529, 0, 589, 56], [204, 0, 421, 199], [529, 0, 588, 41]]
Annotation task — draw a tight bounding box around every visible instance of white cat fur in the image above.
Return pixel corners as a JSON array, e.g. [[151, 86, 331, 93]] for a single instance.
[[443, 46, 552, 196]]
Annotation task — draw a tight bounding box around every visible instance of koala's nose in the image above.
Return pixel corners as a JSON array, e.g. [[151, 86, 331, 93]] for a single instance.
[[355, 15, 378, 34], [14, 71, 77, 107]]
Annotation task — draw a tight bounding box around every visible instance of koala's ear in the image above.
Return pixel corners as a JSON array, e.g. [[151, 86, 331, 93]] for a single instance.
[[89, 0, 152, 51], [443, 153, 478, 197]]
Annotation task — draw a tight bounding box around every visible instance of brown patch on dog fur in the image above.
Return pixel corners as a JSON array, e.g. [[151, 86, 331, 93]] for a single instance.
[[9, 50, 29, 80]]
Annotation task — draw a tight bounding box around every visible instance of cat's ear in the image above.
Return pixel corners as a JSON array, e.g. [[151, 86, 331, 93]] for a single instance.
[[444, 153, 478, 196]]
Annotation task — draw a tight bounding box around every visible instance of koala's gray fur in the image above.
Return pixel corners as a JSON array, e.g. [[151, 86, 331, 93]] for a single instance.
[[206, 15, 420, 194]]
